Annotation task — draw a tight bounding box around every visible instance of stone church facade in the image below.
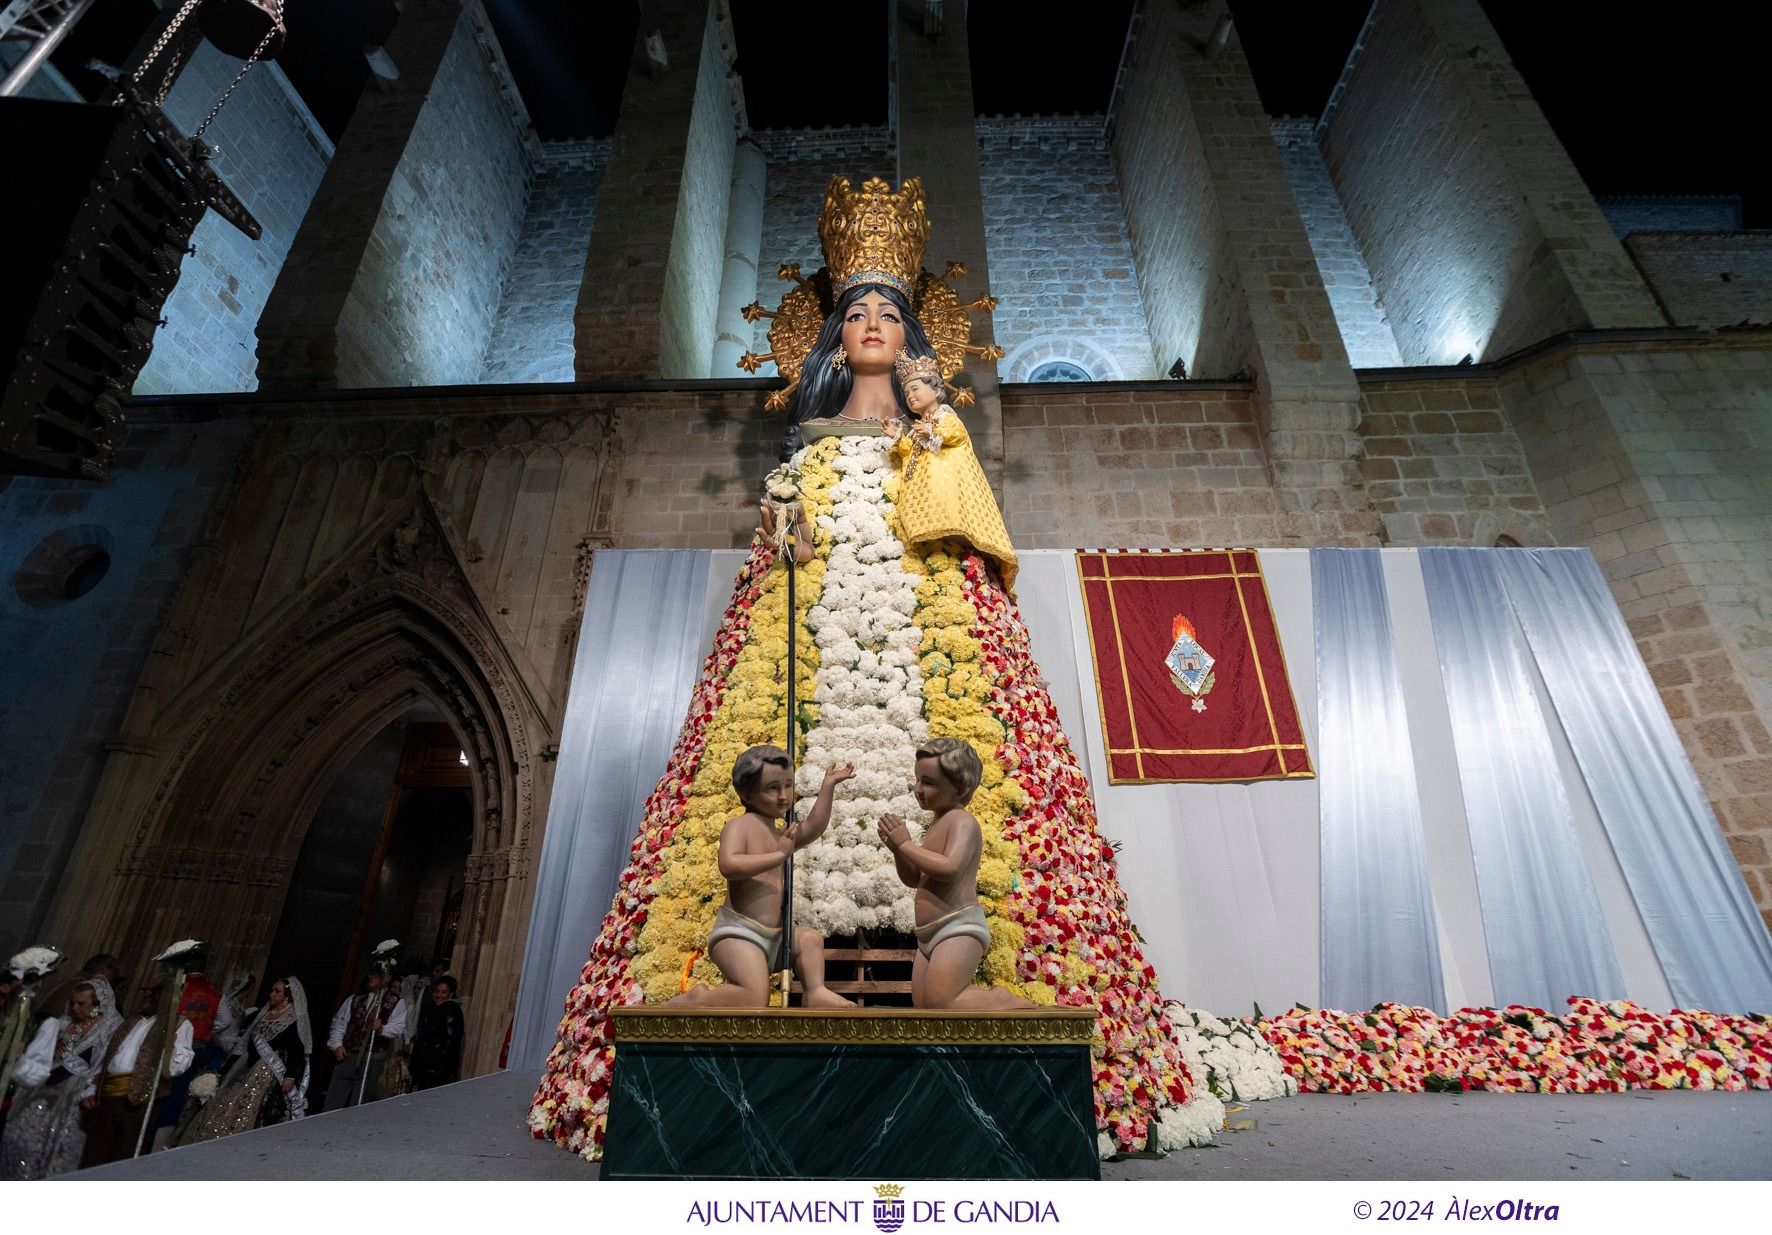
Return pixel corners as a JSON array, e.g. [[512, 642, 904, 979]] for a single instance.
[[2, 0, 1769, 1075]]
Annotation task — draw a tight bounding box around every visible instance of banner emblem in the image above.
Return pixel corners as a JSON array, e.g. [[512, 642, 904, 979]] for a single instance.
[[1164, 614, 1216, 711]]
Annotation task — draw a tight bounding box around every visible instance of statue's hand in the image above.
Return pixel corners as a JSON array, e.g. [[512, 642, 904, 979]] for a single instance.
[[822, 763, 855, 789], [758, 499, 777, 538], [877, 814, 912, 851], [775, 822, 799, 857]]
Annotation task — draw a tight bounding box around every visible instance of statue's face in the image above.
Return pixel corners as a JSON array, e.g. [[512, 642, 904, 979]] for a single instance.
[[903, 376, 941, 415], [742, 762, 795, 821], [913, 756, 958, 813], [839, 292, 905, 375]]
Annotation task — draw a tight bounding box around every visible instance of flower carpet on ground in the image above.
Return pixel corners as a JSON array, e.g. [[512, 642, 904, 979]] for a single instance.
[[1255, 999, 1772, 1095]]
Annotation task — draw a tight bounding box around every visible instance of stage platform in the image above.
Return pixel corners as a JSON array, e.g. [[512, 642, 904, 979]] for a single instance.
[[72, 1069, 1771, 1181]]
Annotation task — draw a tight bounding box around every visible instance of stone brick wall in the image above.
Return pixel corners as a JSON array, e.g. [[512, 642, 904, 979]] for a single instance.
[[1319, 0, 1588, 364], [574, 0, 733, 380], [1270, 120, 1403, 370], [1625, 234, 1772, 330], [977, 117, 1154, 382], [1356, 378, 1549, 546], [1500, 338, 1772, 927], [334, 9, 534, 386], [750, 127, 896, 355], [481, 141, 610, 383], [135, 48, 332, 395], [0, 424, 250, 945], [1000, 384, 1278, 547], [1599, 197, 1744, 239], [658, 6, 736, 378], [1110, 10, 1250, 382]]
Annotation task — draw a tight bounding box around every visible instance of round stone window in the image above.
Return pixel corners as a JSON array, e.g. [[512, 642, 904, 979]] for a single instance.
[[13, 525, 115, 608], [1027, 360, 1093, 382]]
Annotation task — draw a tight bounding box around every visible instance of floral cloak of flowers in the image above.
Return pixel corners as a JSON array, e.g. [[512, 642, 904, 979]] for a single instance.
[[526, 435, 1223, 1159]]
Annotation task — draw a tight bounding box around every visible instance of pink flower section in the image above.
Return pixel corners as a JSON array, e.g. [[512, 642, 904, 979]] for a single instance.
[[963, 555, 1197, 1152], [1258, 999, 1772, 1095]]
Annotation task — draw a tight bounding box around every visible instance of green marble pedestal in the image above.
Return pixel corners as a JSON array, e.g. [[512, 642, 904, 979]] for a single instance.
[[601, 1007, 1100, 1180]]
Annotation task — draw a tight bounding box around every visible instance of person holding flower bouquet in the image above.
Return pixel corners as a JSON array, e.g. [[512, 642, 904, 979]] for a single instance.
[[667, 745, 856, 1008]]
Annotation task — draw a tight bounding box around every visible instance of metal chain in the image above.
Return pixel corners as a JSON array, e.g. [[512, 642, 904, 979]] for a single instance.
[[192, 19, 278, 142], [128, 0, 202, 92]]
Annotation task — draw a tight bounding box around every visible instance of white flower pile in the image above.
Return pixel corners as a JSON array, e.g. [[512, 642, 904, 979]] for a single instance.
[[372, 938, 401, 957], [793, 436, 927, 935], [153, 939, 205, 964], [1168, 1005, 1298, 1103]]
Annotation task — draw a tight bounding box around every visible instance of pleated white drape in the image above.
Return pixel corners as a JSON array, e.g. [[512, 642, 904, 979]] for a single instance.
[[1499, 549, 1772, 1011], [1314, 549, 1446, 1012], [1419, 549, 1625, 1009], [509, 550, 716, 1069]]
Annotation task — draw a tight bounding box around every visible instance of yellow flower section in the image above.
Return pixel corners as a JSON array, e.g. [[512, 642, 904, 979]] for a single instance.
[[907, 540, 1034, 1001], [628, 440, 840, 1002]]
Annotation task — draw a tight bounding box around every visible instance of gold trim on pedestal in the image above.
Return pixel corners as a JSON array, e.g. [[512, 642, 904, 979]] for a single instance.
[[609, 1007, 1098, 1047]]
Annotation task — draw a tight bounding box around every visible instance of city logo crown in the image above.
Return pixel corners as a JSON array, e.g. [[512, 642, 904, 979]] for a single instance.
[[873, 1183, 906, 1199]]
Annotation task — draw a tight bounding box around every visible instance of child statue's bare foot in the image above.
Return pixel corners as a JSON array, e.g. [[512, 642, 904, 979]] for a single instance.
[[802, 987, 855, 1009]]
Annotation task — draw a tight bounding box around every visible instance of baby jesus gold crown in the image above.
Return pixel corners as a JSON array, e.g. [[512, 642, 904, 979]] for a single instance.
[[821, 176, 930, 297], [893, 348, 942, 387]]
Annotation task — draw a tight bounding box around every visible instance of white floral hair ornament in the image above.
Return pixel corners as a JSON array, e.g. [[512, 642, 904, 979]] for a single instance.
[[8, 945, 63, 982]]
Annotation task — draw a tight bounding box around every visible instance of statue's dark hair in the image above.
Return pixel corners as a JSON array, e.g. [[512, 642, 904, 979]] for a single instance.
[[779, 282, 934, 460], [731, 744, 791, 800]]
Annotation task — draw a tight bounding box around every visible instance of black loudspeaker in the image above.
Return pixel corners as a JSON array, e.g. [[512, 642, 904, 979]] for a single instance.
[[0, 92, 259, 480]]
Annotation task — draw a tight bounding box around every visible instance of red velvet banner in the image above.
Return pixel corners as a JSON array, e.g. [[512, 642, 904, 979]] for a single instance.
[[1077, 550, 1313, 784]]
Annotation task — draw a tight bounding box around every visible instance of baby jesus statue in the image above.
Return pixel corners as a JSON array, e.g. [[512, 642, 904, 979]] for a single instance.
[[886, 348, 1018, 594], [878, 738, 1035, 1010]]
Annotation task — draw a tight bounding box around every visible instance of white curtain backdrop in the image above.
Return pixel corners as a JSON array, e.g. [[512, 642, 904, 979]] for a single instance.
[[1419, 549, 1625, 1009], [514, 548, 1772, 1063], [1499, 549, 1772, 1011], [509, 550, 717, 1069], [1313, 549, 1445, 1013]]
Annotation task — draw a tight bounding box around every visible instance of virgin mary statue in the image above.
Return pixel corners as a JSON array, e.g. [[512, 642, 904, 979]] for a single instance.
[[529, 176, 1213, 1159]]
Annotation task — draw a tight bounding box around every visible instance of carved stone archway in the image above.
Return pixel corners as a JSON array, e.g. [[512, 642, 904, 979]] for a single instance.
[[47, 516, 545, 1076]]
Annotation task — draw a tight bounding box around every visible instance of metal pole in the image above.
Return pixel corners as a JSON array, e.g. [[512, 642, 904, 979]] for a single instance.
[[0, 985, 38, 1100], [0, 0, 98, 98], [131, 964, 184, 1159], [776, 521, 799, 1002]]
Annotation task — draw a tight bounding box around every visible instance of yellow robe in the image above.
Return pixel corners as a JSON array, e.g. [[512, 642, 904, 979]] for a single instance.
[[890, 408, 1018, 594]]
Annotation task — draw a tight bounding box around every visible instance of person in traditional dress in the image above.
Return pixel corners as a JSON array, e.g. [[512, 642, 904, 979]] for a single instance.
[[375, 971, 426, 1099], [79, 977, 193, 1168], [213, 972, 254, 1058], [2, 976, 123, 1178], [323, 969, 405, 1112], [175, 976, 310, 1146], [148, 947, 231, 1149], [409, 974, 467, 1090]]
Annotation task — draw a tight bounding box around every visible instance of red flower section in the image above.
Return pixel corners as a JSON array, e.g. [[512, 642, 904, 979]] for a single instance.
[[1258, 999, 1772, 1095], [527, 541, 777, 1154], [962, 554, 1197, 1151]]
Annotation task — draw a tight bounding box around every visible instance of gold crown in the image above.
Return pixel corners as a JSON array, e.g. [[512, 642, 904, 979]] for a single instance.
[[894, 348, 941, 386], [874, 1184, 905, 1199], [821, 176, 930, 298]]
